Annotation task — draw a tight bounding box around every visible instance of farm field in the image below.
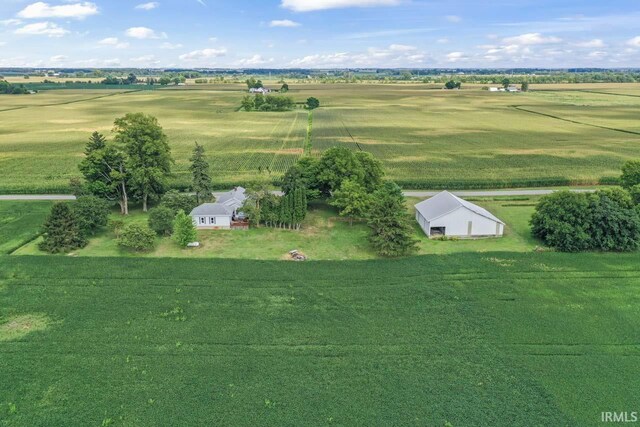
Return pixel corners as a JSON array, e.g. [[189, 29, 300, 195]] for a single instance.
[[12, 197, 540, 259], [1, 252, 639, 426], [0, 201, 52, 254], [1, 83, 640, 193]]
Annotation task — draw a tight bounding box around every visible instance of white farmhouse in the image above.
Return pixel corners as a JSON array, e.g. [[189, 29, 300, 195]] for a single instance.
[[415, 191, 505, 238], [190, 187, 247, 230]]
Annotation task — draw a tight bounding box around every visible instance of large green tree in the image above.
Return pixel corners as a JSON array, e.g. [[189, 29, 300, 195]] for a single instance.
[[621, 160, 640, 189], [317, 147, 365, 195], [190, 142, 214, 204], [73, 195, 111, 235], [367, 181, 418, 257], [114, 113, 173, 212], [79, 132, 130, 215], [330, 179, 372, 225], [39, 203, 88, 254], [531, 191, 592, 252]]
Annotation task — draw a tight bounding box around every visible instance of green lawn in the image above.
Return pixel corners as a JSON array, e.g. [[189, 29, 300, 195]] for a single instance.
[[2, 83, 640, 193], [1, 252, 639, 426], [14, 198, 541, 259], [0, 201, 52, 254]]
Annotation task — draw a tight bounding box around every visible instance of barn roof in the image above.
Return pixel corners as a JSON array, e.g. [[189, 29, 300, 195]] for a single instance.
[[414, 191, 504, 224], [190, 203, 232, 216]]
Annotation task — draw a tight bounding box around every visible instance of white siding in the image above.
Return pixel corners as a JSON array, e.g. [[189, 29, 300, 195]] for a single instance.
[[428, 207, 503, 238], [192, 215, 232, 229], [415, 211, 431, 236]]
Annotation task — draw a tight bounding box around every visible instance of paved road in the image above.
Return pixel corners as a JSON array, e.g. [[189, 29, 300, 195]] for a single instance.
[[0, 188, 597, 201]]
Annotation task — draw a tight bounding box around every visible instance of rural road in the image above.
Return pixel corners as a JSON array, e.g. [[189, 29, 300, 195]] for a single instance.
[[0, 189, 597, 201]]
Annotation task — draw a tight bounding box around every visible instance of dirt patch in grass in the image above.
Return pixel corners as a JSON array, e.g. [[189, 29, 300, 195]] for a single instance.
[[0, 314, 53, 341]]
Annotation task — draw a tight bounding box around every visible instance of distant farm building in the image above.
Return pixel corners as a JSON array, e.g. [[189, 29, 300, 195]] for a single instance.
[[190, 187, 248, 230], [249, 87, 270, 94], [415, 191, 505, 238]]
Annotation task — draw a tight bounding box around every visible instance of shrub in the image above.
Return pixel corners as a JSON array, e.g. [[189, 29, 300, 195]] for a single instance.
[[173, 210, 197, 248], [148, 206, 176, 236], [39, 203, 88, 254], [531, 189, 640, 252], [73, 195, 111, 235], [117, 223, 156, 252]]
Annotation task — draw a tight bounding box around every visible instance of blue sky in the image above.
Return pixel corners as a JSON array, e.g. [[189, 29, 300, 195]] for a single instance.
[[0, 0, 639, 68]]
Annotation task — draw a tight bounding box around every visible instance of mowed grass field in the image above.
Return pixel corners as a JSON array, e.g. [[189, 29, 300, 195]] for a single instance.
[[1, 83, 640, 193], [13, 197, 540, 259], [1, 252, 639, 426]]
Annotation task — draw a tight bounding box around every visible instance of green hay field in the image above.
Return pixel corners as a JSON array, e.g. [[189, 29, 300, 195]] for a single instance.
[[1, 83, 640, 193], [1, 252, 639, 426]]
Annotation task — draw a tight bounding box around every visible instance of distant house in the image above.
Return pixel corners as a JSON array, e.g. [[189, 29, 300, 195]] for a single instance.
[[190, 187, 248, 230], [488, 87, 500, 92], [506, 85, 520, 92], [249, 87, 270, 94], [415, 191, 505, 238]]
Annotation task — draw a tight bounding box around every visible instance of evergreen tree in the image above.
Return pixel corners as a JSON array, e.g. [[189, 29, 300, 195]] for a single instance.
[[190, 142, 214, 204], [39, 203, 88, 254], [367, 181, 418, 257], [173, 210, 197, 247]]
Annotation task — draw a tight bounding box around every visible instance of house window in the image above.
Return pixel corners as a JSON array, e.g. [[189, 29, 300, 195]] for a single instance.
[[199, 217, 206, 225], [209, 217, 216, 225]]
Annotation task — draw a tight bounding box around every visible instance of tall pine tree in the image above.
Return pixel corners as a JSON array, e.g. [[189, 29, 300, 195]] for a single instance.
[[39, 203, 88, 254], [190, 142, 214, 204]]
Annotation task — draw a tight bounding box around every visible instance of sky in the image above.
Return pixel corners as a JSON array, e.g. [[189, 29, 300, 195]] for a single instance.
[[0, 0, 639, 68]]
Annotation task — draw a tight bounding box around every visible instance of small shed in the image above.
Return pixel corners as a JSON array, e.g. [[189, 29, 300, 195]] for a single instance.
[[415, 191, 505, 238]]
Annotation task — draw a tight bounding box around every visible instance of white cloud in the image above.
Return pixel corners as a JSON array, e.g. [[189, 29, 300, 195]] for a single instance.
[[130, 54, 158, 63], [160, 42, 183, 49], [98, 37, 129, 48], [125, 27, 167, 39], [281, 0, 400, 12], [179, 48, 227, 61], [1, 19, 23, 26], [135, 2, 159, 10], [437, 38, 449, 44], [502, 33, 561, 45], [237, 55, 275, 66], [269, 20, 301, 28], [18, 2, 98, 20], [588, 51, 607, 58], [574, 39, 605, 48], [15, 22, 69, 37], [445, 15, 462, 23], [289, 44, 427, 67], [446, 51, 467, 62], [627, 36, 640, 47], [50, 55, 67, 62]]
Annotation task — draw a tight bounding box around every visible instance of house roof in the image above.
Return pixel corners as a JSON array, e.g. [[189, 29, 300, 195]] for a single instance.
[[217, 187, 246, 209], [415, 191, 504, 224], [190, 203, 232, 216]]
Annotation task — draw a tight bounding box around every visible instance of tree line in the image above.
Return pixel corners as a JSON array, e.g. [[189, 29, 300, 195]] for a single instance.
[[531, 161, 640, 252], [0, 80, 30, 94]]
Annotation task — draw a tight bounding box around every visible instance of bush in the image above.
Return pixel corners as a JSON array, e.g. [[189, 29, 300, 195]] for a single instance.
[[531, 189, 640, 252], [161, 190, 199, 214], [148, 206, 175, 236], [73, 195, 111, 235], [173, 210, 197, 248], [117, 223, 156, 252], [39, 203, 87, 254]]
